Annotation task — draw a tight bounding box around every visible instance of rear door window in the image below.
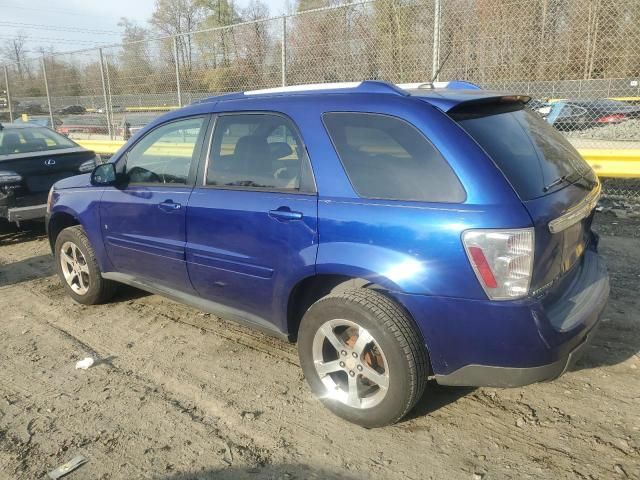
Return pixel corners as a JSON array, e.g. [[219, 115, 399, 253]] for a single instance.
[[454, 106, 596, 200], [323, 112, 465, 202]]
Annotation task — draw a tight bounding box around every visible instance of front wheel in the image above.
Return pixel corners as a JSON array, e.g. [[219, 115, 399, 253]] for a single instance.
[[54, 225, 116, 305], [298, 289, 428, 428]]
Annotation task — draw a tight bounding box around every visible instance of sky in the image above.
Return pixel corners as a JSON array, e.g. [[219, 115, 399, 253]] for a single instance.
[[0, 0, 290, 58]]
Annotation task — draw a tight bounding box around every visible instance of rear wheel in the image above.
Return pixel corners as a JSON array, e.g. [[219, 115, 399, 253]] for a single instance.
[[298, 288, 428, 428], [54, 225, 116, 305]]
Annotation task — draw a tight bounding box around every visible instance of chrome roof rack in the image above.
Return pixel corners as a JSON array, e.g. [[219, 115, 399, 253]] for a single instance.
[[196, 79, 481, 104], [397, 80, 482, 90]]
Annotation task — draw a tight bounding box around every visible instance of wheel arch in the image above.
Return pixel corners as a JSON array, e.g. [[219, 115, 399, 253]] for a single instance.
[[47, 211, 80, 253], [286, 272, 420, 342]]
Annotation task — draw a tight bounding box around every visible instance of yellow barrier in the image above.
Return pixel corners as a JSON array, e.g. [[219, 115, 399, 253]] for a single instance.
[[579, 149, 640, 178], [76, 139, 125, 155], [76, 139, 640, 179]]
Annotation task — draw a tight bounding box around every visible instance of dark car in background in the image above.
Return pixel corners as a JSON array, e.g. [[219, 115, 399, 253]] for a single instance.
[[57, 115, 109, 136], [18, 102, 45, 115], [0, 123, 99, 224], [546, 99, 640, 130], [55, 105, 87, 115]]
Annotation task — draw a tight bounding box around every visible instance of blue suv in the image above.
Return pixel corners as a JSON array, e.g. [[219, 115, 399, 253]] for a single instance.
[[46, 81, 609, 427]]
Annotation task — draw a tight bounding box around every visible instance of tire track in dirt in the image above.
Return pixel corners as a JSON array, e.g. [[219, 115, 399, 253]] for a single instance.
[[0, 299, 280, 479], [17, 282, 420, 479]]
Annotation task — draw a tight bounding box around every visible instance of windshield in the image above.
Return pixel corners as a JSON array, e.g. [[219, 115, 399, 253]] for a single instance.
[[455, 107, 596, 200], [0, 127, 78, 155]]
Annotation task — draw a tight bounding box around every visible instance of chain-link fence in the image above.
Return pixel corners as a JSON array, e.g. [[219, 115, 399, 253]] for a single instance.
[[1, 0, 639, 198]]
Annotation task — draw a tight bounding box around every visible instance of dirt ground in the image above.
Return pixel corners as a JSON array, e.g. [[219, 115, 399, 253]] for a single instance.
[[0, 213, 638, 480]]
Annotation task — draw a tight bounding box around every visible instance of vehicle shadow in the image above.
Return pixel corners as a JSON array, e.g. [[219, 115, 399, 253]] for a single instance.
[[0, 220, 47, 245], [109, 284, 152, 303], [402, 382, 475, 424], [160, 464, 361, 480], [0, 254, 54, 287], [572, 309, 640, 371]]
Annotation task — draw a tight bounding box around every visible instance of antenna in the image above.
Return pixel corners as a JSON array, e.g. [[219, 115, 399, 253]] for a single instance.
[[430, 50, 452, 84]]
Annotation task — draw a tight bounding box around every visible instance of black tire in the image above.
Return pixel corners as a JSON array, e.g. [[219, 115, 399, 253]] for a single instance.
[[54, 225, 116, 305], [298, 288, 428, 428]]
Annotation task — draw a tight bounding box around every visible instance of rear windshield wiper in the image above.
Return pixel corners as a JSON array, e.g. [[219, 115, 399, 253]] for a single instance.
[[543, 175, 570, 192]]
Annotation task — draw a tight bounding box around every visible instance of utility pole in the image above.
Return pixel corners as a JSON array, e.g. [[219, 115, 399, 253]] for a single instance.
[[431, 0, 442, 80]]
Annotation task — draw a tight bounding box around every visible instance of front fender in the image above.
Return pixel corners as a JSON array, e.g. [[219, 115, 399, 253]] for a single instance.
[[49, 187, 112, 272]]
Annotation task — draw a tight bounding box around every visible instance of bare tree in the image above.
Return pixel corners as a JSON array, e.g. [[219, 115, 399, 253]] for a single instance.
[[1, 32, 28, 79], [150, 0, 207, 74], [116, 18, 155, 94]]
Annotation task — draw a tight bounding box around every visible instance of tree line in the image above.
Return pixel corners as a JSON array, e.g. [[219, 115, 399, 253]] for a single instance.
[[2, 0, 639, 100]]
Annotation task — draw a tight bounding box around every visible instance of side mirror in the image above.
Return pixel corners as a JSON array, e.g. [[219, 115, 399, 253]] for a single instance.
[[91, 163, 117, 186]]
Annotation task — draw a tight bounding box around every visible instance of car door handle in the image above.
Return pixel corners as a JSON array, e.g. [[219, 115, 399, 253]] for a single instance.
[[158, 200, 182, 212], [268, 207, 303, 221]]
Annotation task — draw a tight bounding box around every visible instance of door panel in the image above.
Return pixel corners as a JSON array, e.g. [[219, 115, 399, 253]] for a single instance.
[[101, 187, 193, 290], [186, 112, 318, 330], [186, 189, 317, 329], [100, 116, 208, 292]]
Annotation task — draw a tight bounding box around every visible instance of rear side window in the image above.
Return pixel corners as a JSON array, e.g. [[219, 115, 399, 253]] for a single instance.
[[455, 107, 596, 200], [323, 112, 465, 202]]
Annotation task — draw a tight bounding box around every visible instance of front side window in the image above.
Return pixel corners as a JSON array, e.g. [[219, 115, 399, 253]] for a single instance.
[[206, 113, 313, 192], [323, 112, 465, 202], [124, 117, 205, 185]]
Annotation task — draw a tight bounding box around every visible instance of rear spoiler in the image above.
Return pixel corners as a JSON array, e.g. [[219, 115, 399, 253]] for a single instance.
[[447, 95, 532, 120]]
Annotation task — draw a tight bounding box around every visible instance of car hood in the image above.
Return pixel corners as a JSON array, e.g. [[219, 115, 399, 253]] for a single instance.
[[54, 172, 92, 189]]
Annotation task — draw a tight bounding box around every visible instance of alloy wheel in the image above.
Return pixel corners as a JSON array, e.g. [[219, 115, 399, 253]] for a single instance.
[[312, 319, 390, 409], [59, 241, 90, 295]]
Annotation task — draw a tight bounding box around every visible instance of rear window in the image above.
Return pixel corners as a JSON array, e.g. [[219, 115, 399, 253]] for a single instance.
[[323, 112, 465, 202], [0, 127, 77, 156], [454, 106, 596, 200]]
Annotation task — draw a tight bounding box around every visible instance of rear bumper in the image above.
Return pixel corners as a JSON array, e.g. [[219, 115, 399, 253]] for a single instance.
[[434, 321, 600, 387], [5, 203, 47, 222], [392, 249, 609, 388]]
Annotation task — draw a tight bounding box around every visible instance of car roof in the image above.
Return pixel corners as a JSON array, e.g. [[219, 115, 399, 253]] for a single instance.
[[136, 80, 531, 139], [0, 122, 41, 130], [193, 80, 523, 113]]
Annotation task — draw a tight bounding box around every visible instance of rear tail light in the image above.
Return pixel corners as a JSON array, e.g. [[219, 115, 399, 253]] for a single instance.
[[78, 156, 100, 173], [462, 228, 534, 300], [596, 114, 626, 123], [0, 170, 23, 185]]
